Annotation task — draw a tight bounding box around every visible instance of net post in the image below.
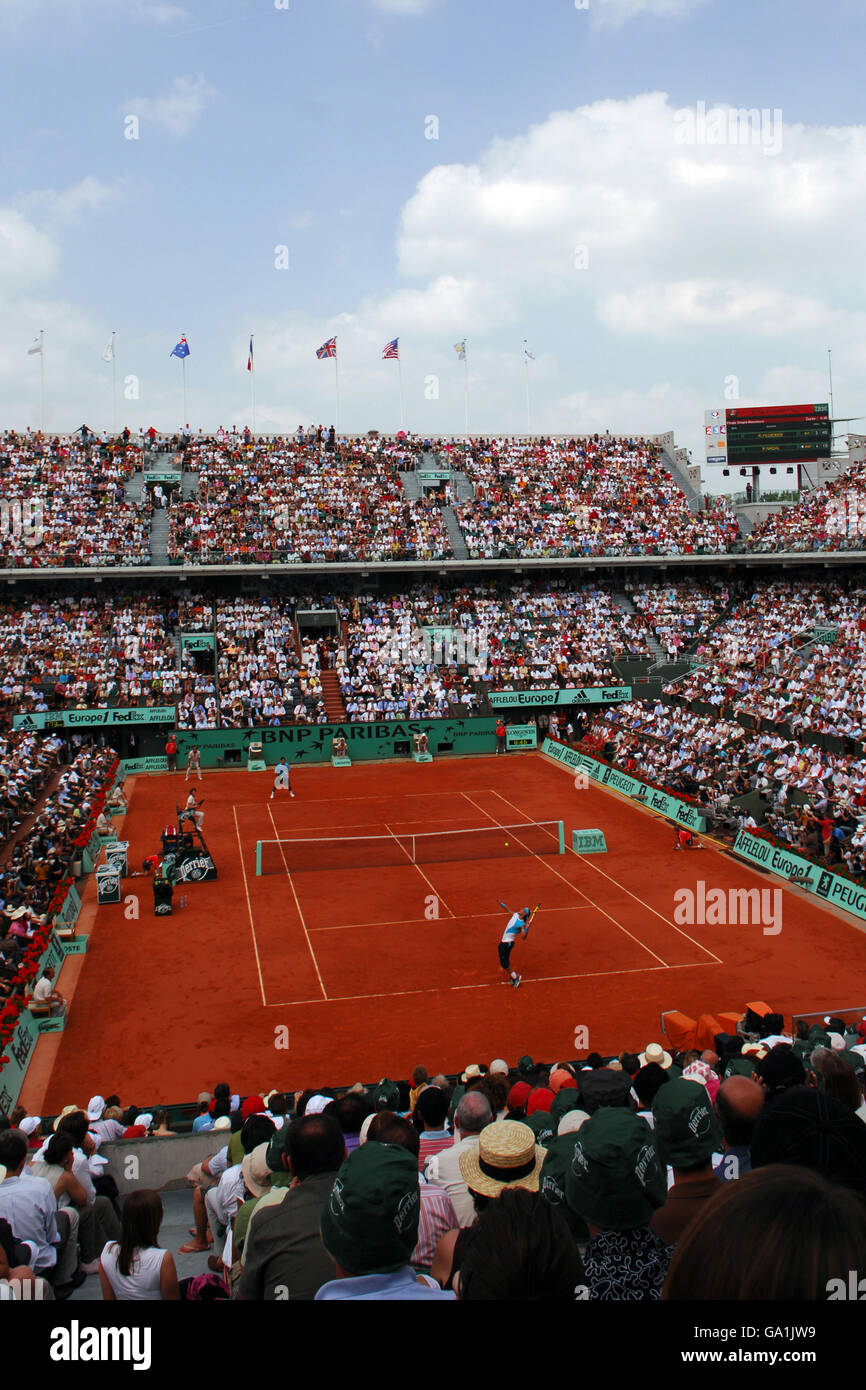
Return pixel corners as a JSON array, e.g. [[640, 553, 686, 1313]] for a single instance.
[[255, 841, 262, 877], [557, 821, 565, 855]]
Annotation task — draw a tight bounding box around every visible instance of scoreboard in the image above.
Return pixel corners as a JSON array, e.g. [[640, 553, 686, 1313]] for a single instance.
[[724, 403, 831, 466]]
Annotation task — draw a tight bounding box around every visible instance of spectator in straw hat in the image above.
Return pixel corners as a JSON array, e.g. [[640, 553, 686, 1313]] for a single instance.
[[564, 1108, 670, 1300], [430, 1119, 546, 1291], [639, 1042, 672, 1070]]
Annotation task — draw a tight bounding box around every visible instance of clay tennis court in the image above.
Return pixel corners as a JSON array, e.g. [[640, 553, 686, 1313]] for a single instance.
[[22, 752, 866, 1112]]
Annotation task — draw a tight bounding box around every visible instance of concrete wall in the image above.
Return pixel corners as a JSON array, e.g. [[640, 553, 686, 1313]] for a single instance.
[[98, 1130, 226, 1196]]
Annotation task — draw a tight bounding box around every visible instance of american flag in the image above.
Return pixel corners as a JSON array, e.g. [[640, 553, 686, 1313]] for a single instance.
[[316, 337, 337, 359], [382, 338, 400, 360]]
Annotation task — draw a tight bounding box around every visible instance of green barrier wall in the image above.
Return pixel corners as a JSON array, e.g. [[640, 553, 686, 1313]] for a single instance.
[[732, 831, 866, 922], [0, 930, 68, 1115], [542, 737, 706, 831], [168, 718, 499, 767], [489, 687, 631, 708]]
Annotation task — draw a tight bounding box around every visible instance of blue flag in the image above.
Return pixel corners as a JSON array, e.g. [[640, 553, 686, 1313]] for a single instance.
[[170, 336, 190, 359]]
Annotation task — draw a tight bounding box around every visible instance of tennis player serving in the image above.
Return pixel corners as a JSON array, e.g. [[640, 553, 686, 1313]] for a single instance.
[[498, 904, 538, 989]]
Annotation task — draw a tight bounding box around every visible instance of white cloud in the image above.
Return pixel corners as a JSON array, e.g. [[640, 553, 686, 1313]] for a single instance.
[[17, 176, 129, 225], [595, 282, 834, 339], [590, 0, 708, 29], [135, 2, 188, 20], [368, 0, 434, 12], [124, 74, 215, 137], [0, 208, 59, 289]]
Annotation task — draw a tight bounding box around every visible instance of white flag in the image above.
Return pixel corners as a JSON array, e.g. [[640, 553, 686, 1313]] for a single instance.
[[102, 339, 114, 363], [27, 337, 43, 356], [454, 340, 466, 361], [523, 343, 535, 362]]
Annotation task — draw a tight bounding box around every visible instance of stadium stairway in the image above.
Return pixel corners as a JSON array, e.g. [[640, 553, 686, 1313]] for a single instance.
[[611, 590, 666, 664], [658, 441, 702, 513], [125, 470, 144, 503], [320, 669, 347, 721], [149, 508, 170, 564], [441, 505, 469, 559]]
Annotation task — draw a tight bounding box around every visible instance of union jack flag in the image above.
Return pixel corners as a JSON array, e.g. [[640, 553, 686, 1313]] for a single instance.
[[382, 338, 400, 360], [316, 337, 337, 359]]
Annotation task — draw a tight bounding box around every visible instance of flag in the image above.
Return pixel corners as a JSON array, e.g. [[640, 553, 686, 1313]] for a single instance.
[[454, 340, 466, 361], [523, 343, 535, 362], [382, 338, 400, 360], [102, 339, 114, 363], [27, 337, 42, 356], [170, 336, 190, 359], [247, 336, 254, 372], [316, 337, 337, 359]]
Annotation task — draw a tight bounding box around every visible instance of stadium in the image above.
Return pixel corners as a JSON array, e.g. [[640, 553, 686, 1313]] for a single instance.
[[0, 0, 864, 1342]]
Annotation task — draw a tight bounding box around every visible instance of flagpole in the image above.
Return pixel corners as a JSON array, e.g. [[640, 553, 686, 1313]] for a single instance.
[[398, 353, 405, 432], [111, 331, 117, 436], [523, 341, 531, 436], [334, 343, 340, 435], [250, 333, 256, 437], [40, 330, 45, 434], [182, 342, 187, 431], [463, 345, 469, 436]]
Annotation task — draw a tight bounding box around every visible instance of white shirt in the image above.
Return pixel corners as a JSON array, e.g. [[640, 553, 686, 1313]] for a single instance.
[[100, 1242, 166, 1300], [0, 1174, 59, 1270]]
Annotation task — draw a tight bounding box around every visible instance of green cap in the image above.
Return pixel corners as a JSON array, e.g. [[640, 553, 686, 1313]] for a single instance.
[[652, 1079, 723, 1167], [540, 1134, 589, 1238], [524, 1110, 557, 1148], [374, 1078, 402, 1111], [319, 1142, 420, 1276], [565, 1109, 665, 1231], [723, 1057, 756, 1079], [550, 1088, 581, 1126]]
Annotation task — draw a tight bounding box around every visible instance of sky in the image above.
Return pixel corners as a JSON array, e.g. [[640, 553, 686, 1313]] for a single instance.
[[1, 0, 864, 470]]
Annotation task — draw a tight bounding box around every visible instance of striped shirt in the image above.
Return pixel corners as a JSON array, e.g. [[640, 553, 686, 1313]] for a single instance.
[[418, 1131, 453, 1173], [414, 1177, 458, 1268]]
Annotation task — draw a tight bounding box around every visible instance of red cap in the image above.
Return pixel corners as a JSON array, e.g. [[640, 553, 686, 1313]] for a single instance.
[[507, 1081, 532, 1111], [526, 1087, 555, 1114], [241, 1095, 265, 1121]]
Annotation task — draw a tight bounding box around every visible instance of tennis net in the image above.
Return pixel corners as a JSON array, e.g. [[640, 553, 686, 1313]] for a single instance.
[[254, 820, 565, 875]]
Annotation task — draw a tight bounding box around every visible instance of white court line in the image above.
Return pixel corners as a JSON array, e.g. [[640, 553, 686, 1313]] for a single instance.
[[461, 791, 671, 969], [233, 804, 268, 1007], [383, 822, 456, 919], [266, 804, 328, 1001], [260, 957, 717, 1007], [309, 905, 588, 933], [492, 788, 724, 967], [232, 789, 500, 810]]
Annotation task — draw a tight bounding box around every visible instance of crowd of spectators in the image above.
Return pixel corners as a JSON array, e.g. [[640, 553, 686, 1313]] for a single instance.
[[5, 1011, 866, 1301], [166, 437, 451, 565], [451, 436, 740, 559], [746, 461, 866, 553], [674, 581, 866, 741], [588, 700, 866, 879], [0, 433, 149, 568]]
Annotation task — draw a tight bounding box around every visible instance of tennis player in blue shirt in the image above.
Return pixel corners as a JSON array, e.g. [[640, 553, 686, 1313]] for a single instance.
[[499, 907, 531, 989]]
